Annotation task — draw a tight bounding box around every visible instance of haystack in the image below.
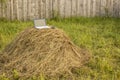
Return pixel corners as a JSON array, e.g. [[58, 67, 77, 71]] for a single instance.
[[0, 28, 90, 79]]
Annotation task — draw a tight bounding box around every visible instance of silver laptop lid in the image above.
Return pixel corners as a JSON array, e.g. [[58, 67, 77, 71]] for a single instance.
[[34, 19, 50, 29]]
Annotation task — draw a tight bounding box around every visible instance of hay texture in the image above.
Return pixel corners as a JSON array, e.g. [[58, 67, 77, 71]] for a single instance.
[[0, 28, 90, 78]]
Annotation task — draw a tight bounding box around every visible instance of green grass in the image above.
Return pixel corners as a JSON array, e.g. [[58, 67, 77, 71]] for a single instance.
[[0, 19, 33, 50], [0, 17, 120, 80]]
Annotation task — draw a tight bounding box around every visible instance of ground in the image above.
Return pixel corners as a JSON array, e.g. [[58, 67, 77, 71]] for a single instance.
[[0, 17, 120, 80]]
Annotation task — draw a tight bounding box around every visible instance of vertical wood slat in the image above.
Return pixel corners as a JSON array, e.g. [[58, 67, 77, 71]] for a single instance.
[[35, 0, 39, 19], [50, 0, 52, 18], [100, 0, 106, 16], [83, 0, 86, 16], [92, 0, 96, 17], [28, 0, 31, 20], [119, 0, 120, 17], [113, 0, 117, 17], [79, 0, 83, 16], [90, 0, 93, 17], [22, 0, 27, 21], [13, 0, 16, 19], [1, 2, 2, 18], [30, 0, 35, 19], [116, 0, 119, 17], [5, 0, 8, 19], [87, 0, 91, 17], [30, 0, 33, 19], [10, 0, 13, 20], [95, 0, 100, 16], [0, 0, 120, 20], [2, 1, 5, 18], [16, 0, 19, 20], [76, 0, 79, 17], [48, 0, 53, 18], [0, 3, 2, 17], [41, 0, 44, 18], [18, 0, 21, 20], [45, 0, 49, 18], [59, 0, 65, 17], [101, 0, 103, 16], [38, 0, 41, 18], [4, 1, 7, 19], [76, 0, 80, 16], [52, 0, 58, 18], [110, 0, 114, 17], [1, 3, 4, 18], [13, 0, 16, 20], [65, 0, 72, 17], [85, 0, 88, 16], [71, 0, 76, 16], [0, 3, 3, 18]]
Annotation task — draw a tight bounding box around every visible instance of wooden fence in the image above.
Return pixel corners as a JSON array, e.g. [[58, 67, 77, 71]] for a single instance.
[[0, 0, 120, 20]]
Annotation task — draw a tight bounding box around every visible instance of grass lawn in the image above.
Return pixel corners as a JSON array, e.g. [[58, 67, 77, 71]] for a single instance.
[[0, 17, 120, 80]]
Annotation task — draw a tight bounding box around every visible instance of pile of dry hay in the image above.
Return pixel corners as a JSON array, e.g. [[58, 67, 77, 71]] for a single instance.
[[0, 28, 90, 79]]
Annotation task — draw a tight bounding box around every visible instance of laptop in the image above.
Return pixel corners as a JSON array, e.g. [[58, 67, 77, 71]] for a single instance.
[[34, 19, 50, 29]]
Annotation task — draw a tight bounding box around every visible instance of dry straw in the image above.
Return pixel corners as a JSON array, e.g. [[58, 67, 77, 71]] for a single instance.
[[0, 28, 90, 79]]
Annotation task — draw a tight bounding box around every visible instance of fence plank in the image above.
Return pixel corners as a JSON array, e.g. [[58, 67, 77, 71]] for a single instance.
[[87, 0, 91, 17], [12, 0, 16, 20], [76, 0, 80, 16], [2, 2, 5, 18], [52, 0, 58, 17], [71, 0, 76, 16], [45, 0, 49, 18], [119, 0, 120, 17], [59, 0, 65, 17], [22, 0, 27, 21], [93, 0, 96, 17], [115, 0, 119, 17], [110, 0, 114, 17], [40, 0, 45, 18], [64, 0, 71, 17], [16, 0, 19, 20], [13, 0, 16, 19], [83, 0, 86, 16], [79, 0, 83, 16], [0, 3, 2, 17], [10, 0, 13, 20], [47, 0, 52, 18]]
